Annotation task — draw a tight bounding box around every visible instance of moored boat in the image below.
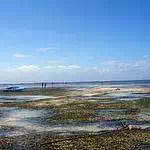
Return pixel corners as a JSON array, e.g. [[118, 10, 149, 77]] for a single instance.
[[3, 86, 25, 92]]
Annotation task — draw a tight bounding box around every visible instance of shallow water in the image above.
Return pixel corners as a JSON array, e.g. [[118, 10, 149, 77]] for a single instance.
[[0, 107, 55, 137], [0, 113, 150, 137], [0, 87, 150, 137], [1, 105, 150, 137], [137, 112, 150, 121], [0, 80, 150, 89], [0, 95, 56, 102], [103, 91, 150, 101]]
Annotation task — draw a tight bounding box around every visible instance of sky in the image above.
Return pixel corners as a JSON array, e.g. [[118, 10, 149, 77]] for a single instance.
[[0, 0, 150, 83]]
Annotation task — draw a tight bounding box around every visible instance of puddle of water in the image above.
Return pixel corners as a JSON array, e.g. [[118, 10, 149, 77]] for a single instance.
[[103, 91, 150, 101], [0, 107, 55, 124], [0, 95, 56, 102], [45, 119, 150, 135], [95, 109, 127, 119], [0, 107, 150, 137], [0, 90, 150, 137], [137, 112, 150, 121], [0, 107, 55, 137]]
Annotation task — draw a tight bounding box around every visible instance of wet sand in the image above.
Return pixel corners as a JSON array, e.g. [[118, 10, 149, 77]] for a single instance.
[[0, 87, 150, 149]]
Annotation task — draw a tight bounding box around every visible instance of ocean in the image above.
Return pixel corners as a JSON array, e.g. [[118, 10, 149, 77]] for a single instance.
[[0, 80, 150, 89]]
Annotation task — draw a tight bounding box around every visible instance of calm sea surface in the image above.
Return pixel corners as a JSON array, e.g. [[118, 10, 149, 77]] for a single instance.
[[0, 80, 150, 89]]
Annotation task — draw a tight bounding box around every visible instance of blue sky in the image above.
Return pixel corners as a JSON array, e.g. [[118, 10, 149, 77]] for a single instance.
[[0, 0, 150, 82]]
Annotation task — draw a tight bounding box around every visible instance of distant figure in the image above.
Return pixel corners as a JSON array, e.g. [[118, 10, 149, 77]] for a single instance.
[[44, 82, 47, 89], [42, 82, 44, 89], [52, 82, 53, 88]]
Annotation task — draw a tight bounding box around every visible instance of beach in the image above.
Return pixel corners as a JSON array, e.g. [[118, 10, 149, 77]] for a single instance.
[[0, 82, 150, 149]]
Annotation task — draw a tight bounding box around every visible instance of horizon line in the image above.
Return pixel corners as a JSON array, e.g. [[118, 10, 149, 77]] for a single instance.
[[0, 79, 150, 85]]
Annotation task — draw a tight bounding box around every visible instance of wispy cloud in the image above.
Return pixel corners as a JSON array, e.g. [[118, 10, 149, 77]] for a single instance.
[[36, 47, 57, 52], [14, 54, 31, 58], [5, 65, 40, 72], [44, 64, 81, 70], [2, 56, 150, 82]]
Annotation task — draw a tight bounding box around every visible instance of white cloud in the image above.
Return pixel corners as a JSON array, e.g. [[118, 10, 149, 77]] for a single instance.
[[44, 64, 81, 70], [1, 56, 150, 82], [57, 65, 81, 69], [45, 60, 81, 70], [68, 65, 81, 69], [14, 54, 31, 58], [36, 47, 56, 52], [17, 65, 40, 72], [5, 65, 40, 72]]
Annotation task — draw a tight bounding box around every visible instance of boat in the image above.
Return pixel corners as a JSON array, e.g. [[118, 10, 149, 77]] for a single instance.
[[3, 86, 25, 92]]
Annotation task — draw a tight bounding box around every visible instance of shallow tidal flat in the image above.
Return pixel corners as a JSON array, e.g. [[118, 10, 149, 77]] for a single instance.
[[0, 87, 150, 149]]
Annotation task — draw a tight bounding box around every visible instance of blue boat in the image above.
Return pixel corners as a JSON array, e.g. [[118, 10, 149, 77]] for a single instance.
[[3, 86, 25, 92]]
